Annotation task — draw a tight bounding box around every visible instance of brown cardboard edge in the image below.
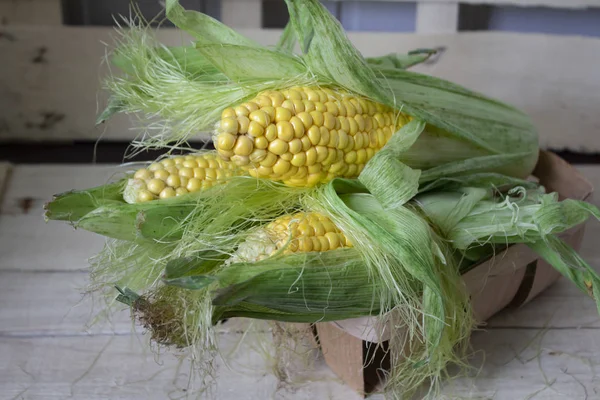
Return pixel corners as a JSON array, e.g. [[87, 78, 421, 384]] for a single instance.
[[316, 322, 366, 395], [535, 151, 594, 201]]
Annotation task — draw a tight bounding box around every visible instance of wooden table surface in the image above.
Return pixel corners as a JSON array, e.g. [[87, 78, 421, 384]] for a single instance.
[[0, 164, 599, 400]]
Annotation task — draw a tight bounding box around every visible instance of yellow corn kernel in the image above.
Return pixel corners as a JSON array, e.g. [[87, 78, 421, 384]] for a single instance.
[[275, 107, 292, 122], [288, 138, 303, 154], [147, 179, 165, 195], [154, 169, 169, 181], [255, 136, 269, 150], [289, 116, 305, 138], [233, 136, 254, 156], [277, 121, 295, 142], [249, 110, 270, 127], [238, 116, 250, 134], [269, 139, 289, 156], [159, 187, 176, 199], [221, 117, 238, 134], [221, 107, 236, 119], [134, 169, 152, 180], [137, 189, 154, 203], [248, 121, 264, 137]]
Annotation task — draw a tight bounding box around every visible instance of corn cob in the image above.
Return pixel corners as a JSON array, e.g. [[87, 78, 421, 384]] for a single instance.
[[124, 152, 241, 203], [214, 87, 410, 187], [232, 212, 352, 263]]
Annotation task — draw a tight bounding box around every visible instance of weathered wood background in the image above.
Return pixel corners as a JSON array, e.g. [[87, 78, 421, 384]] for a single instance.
[[1, 0, 600, 398], [1, 0, 600, 151]]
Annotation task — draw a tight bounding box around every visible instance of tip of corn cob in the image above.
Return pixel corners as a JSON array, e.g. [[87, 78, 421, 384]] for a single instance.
[[214, 86, 410, 187], [230, 212, 352, 263], [123, 152, 243, 203]]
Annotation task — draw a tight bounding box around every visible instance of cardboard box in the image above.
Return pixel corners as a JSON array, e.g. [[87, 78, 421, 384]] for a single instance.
[[309, 151, 594, 395]]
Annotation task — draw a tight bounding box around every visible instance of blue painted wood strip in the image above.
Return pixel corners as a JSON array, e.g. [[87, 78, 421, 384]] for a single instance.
[[488, 6, 600, 37], [339, 1, 416, 32], [322, 1, 340, 19]]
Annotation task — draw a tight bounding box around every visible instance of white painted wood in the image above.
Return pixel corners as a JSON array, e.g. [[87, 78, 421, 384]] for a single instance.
[[0, 270, 269, 336], [415, 3, 459, 34], [446, 328, 600, 399], [1, 328, 598, 399], [0, 215, 105, 271], [0, 271, 132, 336], [0, 0, 62, 25], [0, 333, 362, 400], [2, 27, 600, 151], [0, 164, 121, 272], [0, 26, 278, 142], [221, 0, 262, 29], [0, 164, 128, 213]]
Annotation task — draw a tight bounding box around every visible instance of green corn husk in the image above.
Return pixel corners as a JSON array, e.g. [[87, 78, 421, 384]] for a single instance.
[[43, 1, 600, 398]]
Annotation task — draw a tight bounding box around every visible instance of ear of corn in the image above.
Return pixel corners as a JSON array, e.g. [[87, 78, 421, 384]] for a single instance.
[[215, 86, 409, 186], [124, 152, 242, 203]]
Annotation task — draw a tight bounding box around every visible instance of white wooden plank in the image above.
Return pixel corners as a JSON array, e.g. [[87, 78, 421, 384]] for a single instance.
[[0, 165, 119, 272], [0, 268, 269, 335], [0, 332, 362, 400], [0, 271, 133, 336], [2, 27, 600, 151], [221, 0, 262, 29], [415, 3, 459, 34], [0, 164, 126, 214], [1, 328, 598, 399], [0, 0, 61, 25], [0, 215, 105, 271], [0, 26, 279, 142], [445, 328, 600, 399]]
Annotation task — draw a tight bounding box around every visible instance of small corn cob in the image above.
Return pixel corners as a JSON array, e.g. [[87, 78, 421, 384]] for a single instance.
[[124, 152, 241, 203], [232, 212, 352, 263], [214, 87, 410, 187]]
